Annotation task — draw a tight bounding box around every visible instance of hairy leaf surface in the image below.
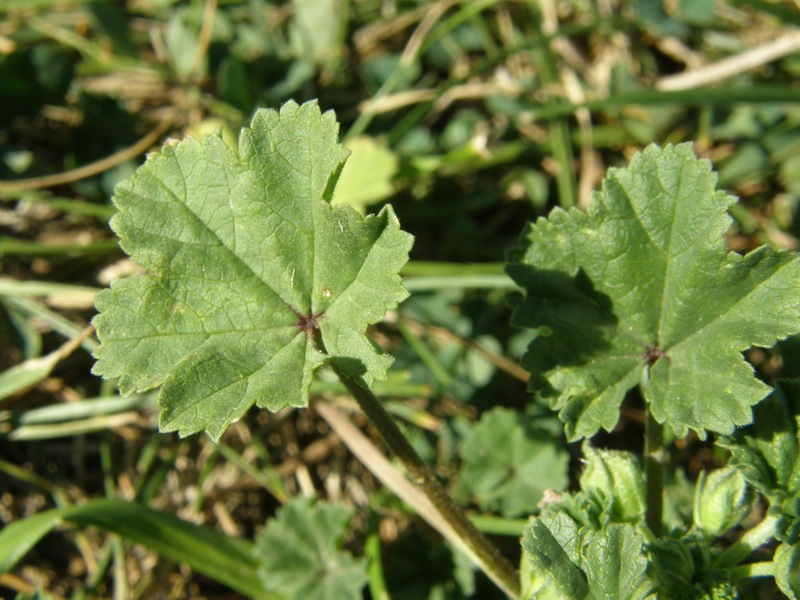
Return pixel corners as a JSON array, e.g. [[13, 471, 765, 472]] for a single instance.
[[774, 541, 800, 599], [721, 379, 800, 544], [578, 444, 646, 525], [522, 511, 656, 599], [507, 143, 800, 439], [92, 101, 412, 440]]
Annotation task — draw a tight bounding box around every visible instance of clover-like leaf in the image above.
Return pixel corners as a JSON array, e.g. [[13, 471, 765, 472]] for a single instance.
[[507, 143, 800, 440], [254, 496, 367, 600], [455, 407, 569, 517], [92, 101, 413, 440]]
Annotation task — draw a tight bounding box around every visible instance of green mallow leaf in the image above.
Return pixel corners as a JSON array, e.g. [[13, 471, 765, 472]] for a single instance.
[[774, 542, 800, 600], [253, 496, 367, 600], [522, 448, 751, 599], [455, 407, 569, 517], [721, 379, 800, 544], [524, 501, 750, 599], [579, 524, 655, 600], [692, 466, 756, 539], [534, 445, 646, 533], [92, 101, 413, 440], [522, 510, 656, 600], [578, 444, 646, 525], [523, 509, 588, 599], [646, 538, 696, 596], [507, 143, 800, 440]]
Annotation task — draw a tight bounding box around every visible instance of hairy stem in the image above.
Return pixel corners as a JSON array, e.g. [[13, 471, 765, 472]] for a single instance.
[[726, 560, 775, 580], [644, 406, 664, 538], [714, 513, 779, 568], [332, 364, 521, 599]]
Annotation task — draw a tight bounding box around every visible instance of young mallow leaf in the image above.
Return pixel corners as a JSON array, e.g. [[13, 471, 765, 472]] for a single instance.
[[507, 143, 800, 440], [92, 101, 413, 440], [253, 496, 367, 600], [455, 407, 569, 517], [523, 510, 656, 599], [721, 380, 800, 544]]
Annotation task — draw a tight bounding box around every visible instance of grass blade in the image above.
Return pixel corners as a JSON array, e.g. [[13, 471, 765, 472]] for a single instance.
[[0, 499, 277, 599]]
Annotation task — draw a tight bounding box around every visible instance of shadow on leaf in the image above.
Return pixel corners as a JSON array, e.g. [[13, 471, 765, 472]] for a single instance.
[[331, 355, 370, 388], [506, 266, 617, 399]]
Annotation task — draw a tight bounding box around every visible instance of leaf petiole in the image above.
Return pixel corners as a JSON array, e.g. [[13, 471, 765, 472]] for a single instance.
[[713, 513, 779, 568], [644, 403, 665, 538], [725, 560, 776, 580], [331, 363, 521, 599]]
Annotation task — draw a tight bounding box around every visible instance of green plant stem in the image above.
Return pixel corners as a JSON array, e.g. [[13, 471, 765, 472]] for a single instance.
[[644, 406, 664, 538], [469, 515, 527, 537], [402, 261, 506, 275], [364, 532, 389, 600], [726, 560, 775, 580], [403, 274, 515, 291], [714, 513, 779, 568], [332, 364, 521, 599]]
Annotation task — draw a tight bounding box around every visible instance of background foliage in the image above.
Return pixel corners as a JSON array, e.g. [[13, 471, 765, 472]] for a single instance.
[[2, 0, 800, 598]]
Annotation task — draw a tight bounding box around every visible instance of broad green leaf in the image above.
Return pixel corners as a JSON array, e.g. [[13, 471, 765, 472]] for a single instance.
[[456, 407, 569, 517], [92, 101, 413, 440], [507, 143, 800, 440], [254, 496, 367, 600], [290, 0, 342, 68], [525, 446, 645, 533], [165, 8, 201, 79]]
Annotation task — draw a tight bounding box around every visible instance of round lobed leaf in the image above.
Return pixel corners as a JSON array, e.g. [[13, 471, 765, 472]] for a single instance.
[[507, 143, 800, 440], [92, 101, 413, 440]]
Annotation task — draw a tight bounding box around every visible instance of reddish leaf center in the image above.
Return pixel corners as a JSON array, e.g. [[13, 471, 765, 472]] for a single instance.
[[643, 344, 666, 366], [295, 310, 325, 335]]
